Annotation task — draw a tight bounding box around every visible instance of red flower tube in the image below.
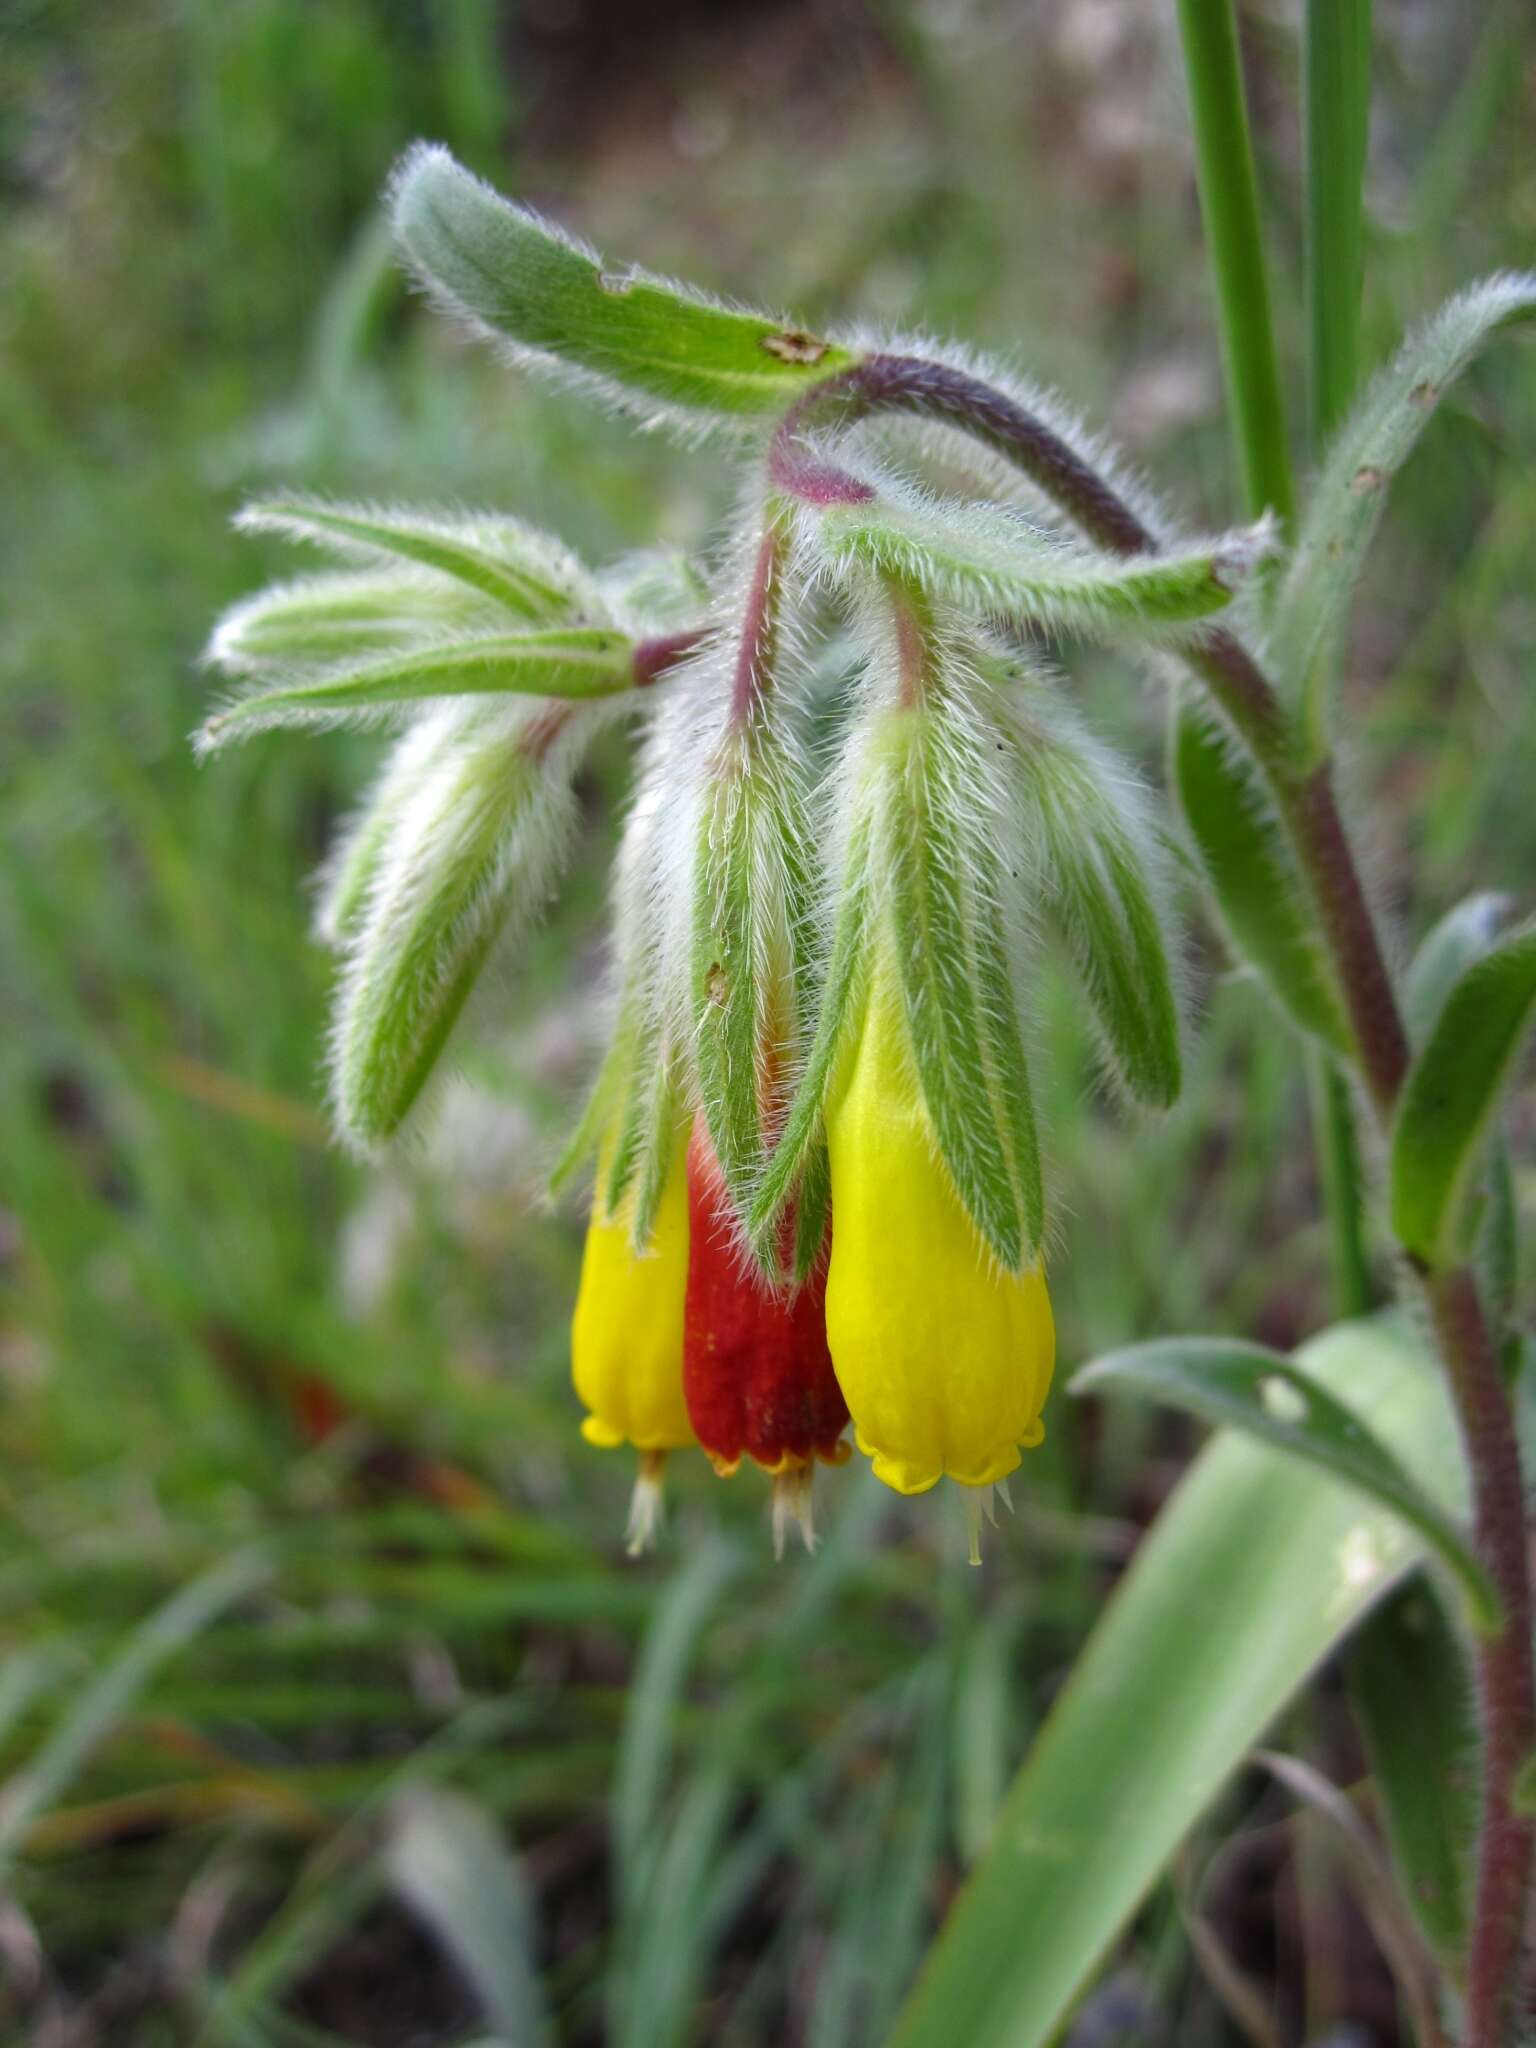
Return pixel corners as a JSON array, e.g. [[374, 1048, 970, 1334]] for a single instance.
[[683, 1122, 849, 1548]]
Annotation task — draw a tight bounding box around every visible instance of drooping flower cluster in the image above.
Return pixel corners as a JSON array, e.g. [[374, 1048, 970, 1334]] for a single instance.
[[201, 147, 1271, 1557]]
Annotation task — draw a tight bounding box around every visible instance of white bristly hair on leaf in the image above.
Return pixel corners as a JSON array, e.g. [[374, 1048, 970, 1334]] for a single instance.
[[328, 696, 619, 1155], [983, 647, 1188, 1110]]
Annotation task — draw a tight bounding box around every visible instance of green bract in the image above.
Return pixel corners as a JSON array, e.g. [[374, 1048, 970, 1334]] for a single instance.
[[391, 144, 860, 422]]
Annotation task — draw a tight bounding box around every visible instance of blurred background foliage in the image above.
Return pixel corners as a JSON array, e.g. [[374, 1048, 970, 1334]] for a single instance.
[[1, 2, 1533, 2041]]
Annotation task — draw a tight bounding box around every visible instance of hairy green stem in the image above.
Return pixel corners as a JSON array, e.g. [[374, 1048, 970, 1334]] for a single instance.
[[1427, 1266, 1536, 2044], [771, 333, 1533, 2038]]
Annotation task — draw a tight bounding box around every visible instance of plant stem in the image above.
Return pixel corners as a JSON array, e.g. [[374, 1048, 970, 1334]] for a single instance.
[[1304, 0, 1373, 448], [1300, 0, 1376, 1322], [774, 322, 1535, 2044], [1174, 0, 1294, 528], [1427, 1266, 1536, 2043]]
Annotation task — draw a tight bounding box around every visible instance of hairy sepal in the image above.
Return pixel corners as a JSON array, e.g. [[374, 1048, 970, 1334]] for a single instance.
[[237, 496, 599, 622], [390, 144, 859, 427], [196, 627, 636, 752], [689, 730, 815, 1249], [206, 569, 505, 673], [1274, 272, 1536, 760], [846, 611, 1046, 1272], [805, 458, 1266, 638], [587, 703, 696, 1252], [996, 658, 1183, 1108], [747, 811, 872, 1270], [313, 703, 481, 949], [330, 702, 597, 1151]]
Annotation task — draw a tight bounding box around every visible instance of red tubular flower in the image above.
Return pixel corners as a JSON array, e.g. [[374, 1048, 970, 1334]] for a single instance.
[[683, 1122, 849, 1544]]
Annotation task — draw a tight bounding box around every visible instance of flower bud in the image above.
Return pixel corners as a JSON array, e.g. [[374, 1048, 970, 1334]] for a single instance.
[[683, 1124, 848, 1490], [825, 979, 1054, 1497]]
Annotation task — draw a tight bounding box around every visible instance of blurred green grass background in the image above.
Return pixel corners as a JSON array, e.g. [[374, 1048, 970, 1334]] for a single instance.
[[2, 2, 1533, 2041]]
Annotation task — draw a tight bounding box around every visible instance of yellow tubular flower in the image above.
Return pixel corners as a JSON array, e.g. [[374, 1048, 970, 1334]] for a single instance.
[[825, 981, 1055, 1497], [571, 1136, 694, 1457]]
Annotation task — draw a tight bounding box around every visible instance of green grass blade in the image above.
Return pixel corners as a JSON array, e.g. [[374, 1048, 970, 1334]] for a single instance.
[[889, 1317, 1467, 2047], [1304, 0, 1373, 447], [1072, 1334, 1497, 1629], [390, 144, 857, 420], [1174, 0, 1294, 527], [612, 1538, 742, 1912], [0, 1549, 268, 1881], [1390, 923, 1536, 1267], [386, 1786, 553, 2048]]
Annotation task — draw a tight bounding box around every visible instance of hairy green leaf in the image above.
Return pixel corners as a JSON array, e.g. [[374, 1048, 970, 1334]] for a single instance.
[[889, 711, 1042, 1269], [313, 708, 476, 948], [207, 570, 502, 671], [747, 815, 872, 1266], [1072, 1334, 1497, 1628], [1274, 271, 1536, 757], [820, 492, 1258, 636], [1403, 891, 1516, 1042], [331, 707, 584, 1149], [890, 1317, 1468, 2048], [239, 496, 588, 620], [1348, 1583, 1477, 1968], [391, 144, 857, 419], [690, 751, 814, 1238], [1172, 706, 1352, 1053], [1390, 924, 1536, 1267], [1008, 681, 1181, 1106], [198, 627, 635, 750]]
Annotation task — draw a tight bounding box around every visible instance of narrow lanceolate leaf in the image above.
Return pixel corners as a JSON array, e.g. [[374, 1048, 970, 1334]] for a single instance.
[[747, 813, 872, 1268], [1004, 674, 1181, 1107], [313, 706, 478, 948], [1274, 271, 1536, 757], [890, 1316, 1467, 2048], [817, 489, 1260, 637], [207, 571, 502, 672], [1071, 1334, 1498, 1629], [1347, 1583, 1477, 1969], [238, 497, 590, 620], [331, 705, 586, 1149], [196, 628, 635, 751], [1172, 707, 1352, 1054], [390, 144, 857, 421], [1403, 891, 1516, 1043], [1390, 925, 1536, 1268], [889, 709, 1043, 1271]]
